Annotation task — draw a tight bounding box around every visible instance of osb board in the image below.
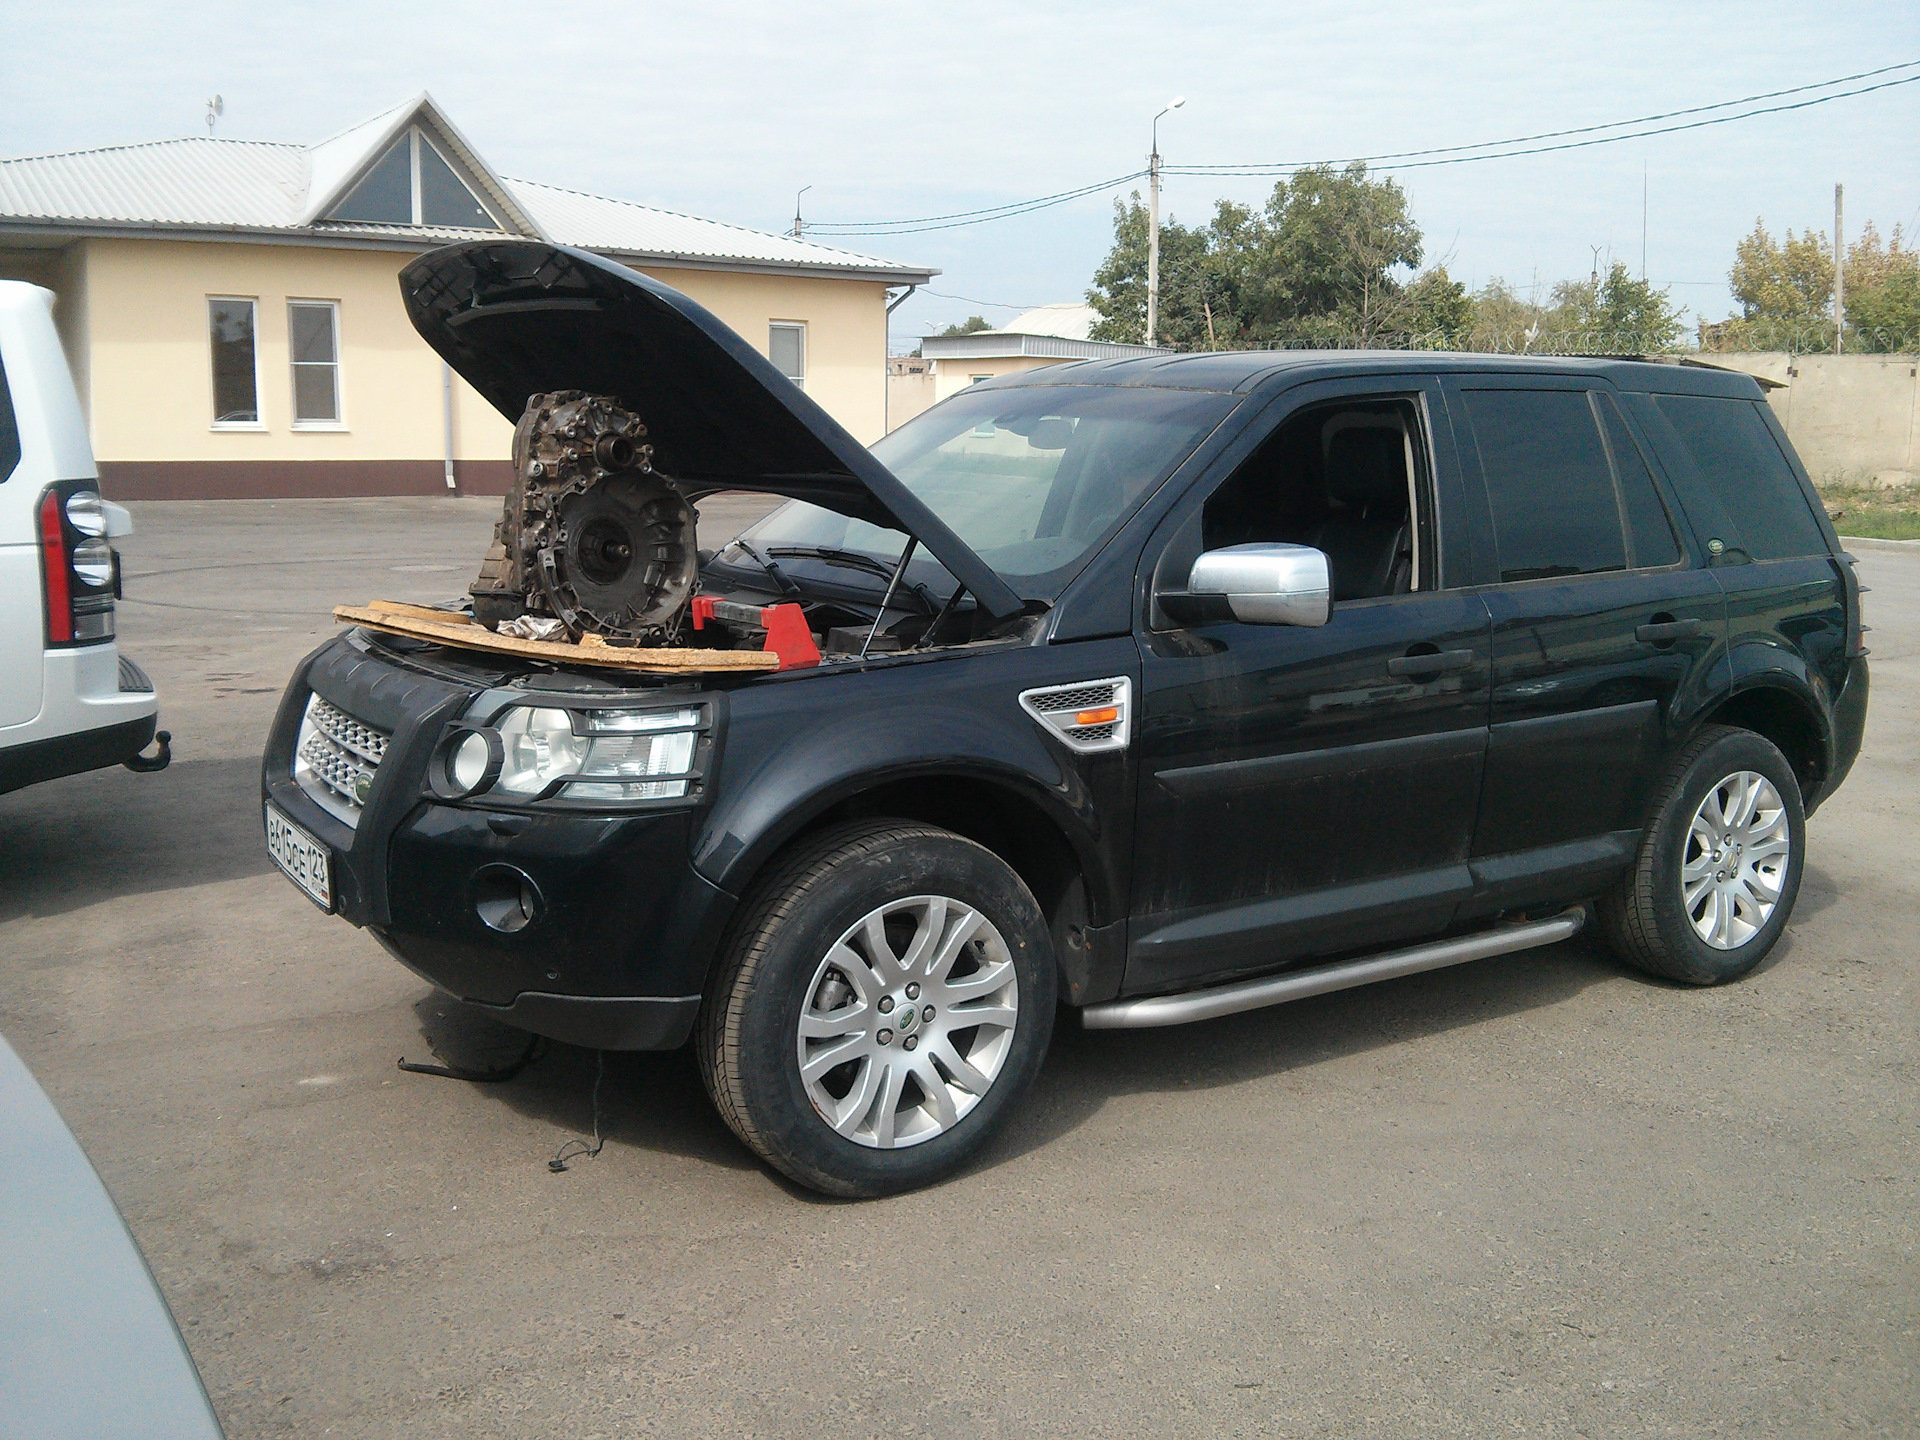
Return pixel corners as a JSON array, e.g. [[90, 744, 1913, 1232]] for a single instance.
[[334, 601, 779, 673]]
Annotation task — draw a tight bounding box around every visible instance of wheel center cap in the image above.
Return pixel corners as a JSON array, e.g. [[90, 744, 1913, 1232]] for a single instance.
[[894, 1001, 919, 1034]]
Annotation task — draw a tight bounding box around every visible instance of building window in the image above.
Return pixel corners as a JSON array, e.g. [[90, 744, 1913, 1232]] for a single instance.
[[769, 322, 806, 388], [289, 301, 342, 426], [328, 127, 503, 231], [209, 297, 260, 426], [970, 375, 992, 385]]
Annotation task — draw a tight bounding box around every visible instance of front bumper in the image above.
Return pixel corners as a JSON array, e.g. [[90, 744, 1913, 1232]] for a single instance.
[[262, 633, 735, 1049]]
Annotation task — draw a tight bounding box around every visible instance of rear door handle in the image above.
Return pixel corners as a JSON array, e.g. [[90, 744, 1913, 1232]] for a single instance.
[[1388, 648, 1475, 678], [1635, 618, 1706, 643]]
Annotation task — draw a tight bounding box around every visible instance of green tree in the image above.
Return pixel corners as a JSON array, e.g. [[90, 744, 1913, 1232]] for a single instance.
[[1394, 266, 1474, 344], [1842, 221, 1920, 351], [936, 315, 993, 337], [1546, 263, 1684, 351], [1087, 163, 1428, 348], [1466, 277, 1550, 351], [1705, 219, 1836, 349]]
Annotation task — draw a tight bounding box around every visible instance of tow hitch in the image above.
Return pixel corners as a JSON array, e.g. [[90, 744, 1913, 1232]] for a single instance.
[[124, 729, 172, 774]]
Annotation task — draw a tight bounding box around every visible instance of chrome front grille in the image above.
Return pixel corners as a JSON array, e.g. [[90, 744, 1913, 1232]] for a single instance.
[[293, 693, 391, 826]]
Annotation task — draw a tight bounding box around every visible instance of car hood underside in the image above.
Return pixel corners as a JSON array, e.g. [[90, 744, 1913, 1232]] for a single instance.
[[400, 241, 1023, 619]]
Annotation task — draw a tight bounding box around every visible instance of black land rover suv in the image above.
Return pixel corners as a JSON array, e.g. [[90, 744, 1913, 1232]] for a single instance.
[[263, 242, 1868, 1197]]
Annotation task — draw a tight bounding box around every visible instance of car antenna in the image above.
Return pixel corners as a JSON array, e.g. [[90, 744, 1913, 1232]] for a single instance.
[[860, 536, 919, 659]]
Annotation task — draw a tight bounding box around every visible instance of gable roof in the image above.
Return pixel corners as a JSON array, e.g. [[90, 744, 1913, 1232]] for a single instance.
[[297, 92, 543, 236], [0, 95, 933, 284]]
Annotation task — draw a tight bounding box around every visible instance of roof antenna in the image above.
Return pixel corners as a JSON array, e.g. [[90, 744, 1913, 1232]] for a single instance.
[[205, 95, 223, 135], [792, 185, 811, 238]]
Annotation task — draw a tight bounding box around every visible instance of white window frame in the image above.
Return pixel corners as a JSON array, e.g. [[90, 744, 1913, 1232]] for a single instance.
[[287, 299, 346, 430], [769, 321, 807, 389], [208, 295, 265, 431]]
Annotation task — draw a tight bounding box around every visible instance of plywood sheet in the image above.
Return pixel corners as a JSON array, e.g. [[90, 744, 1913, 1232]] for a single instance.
[[334, 602, 779, 673]]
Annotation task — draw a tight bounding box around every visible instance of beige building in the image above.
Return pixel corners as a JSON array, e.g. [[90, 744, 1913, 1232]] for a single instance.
[[889, 303, 1167, 429], [0, 94, 933, 498]]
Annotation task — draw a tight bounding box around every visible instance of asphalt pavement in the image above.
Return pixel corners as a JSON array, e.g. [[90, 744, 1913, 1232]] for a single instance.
[[1, 498, 1913, 1439]]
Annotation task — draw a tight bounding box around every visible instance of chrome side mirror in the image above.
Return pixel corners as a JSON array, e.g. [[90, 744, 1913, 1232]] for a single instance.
[[1185, 543, 1331, 627]]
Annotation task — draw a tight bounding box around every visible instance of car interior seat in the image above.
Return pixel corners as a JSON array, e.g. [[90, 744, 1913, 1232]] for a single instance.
[[1306, 427, 1413, 601]]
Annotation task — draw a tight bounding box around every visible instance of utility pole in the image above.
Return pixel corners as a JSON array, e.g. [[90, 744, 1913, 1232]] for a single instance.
[[792, 185, 811, 239], [1641, 162, 1648, 281], [1146, 96, 1184, 347], [1833, 182, 1845, 354]]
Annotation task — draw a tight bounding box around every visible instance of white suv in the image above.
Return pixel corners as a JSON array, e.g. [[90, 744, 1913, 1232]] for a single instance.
[[0, 281, 168, 793]]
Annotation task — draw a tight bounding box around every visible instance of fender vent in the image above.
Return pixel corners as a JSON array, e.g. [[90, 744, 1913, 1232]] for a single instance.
[[1018, 676, 1132, 754]]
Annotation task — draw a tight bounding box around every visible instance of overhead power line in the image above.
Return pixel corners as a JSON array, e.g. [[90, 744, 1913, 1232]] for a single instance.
[[805, 171, 1145, 236], [1166, 71, 1920, 178], [808, 62, 1919, 237], [1172, 58, 1920, 174]]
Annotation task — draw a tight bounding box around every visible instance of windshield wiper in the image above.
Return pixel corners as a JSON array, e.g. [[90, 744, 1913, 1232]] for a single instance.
[[765, 546, 938, 613], [718, 538, 802, 599]]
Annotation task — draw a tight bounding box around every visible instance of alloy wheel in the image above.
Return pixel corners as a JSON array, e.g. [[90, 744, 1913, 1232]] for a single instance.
[[1681, 769, 1792, 950], [795, 895, 1020, 1149]]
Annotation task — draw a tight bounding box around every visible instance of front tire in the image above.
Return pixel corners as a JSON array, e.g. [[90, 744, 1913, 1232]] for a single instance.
[[1598, 725, 1805, 985], [698, 821, 1056, 1197]]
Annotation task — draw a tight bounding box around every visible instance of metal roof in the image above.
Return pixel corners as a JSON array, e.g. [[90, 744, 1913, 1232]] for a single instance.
[[0, 96, 934, 284], [921, 329, 1169, 362]]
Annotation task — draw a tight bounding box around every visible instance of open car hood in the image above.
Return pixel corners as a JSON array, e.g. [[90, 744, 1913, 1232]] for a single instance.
[[400, 241, 1024, 619]]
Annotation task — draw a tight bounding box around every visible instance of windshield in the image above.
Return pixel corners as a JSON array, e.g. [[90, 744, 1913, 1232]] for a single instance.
[[735, 383, 1236, 601]]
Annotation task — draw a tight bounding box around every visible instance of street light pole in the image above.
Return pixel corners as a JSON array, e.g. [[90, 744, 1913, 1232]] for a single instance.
[[1146, 96, 1184, 347]]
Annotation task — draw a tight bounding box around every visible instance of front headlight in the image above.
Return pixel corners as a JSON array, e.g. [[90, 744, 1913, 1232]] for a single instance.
[[437, 704, 704, 803]]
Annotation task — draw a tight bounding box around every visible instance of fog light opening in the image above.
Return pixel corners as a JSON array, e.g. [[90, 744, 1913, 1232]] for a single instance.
[[473, 865, 541, 934]]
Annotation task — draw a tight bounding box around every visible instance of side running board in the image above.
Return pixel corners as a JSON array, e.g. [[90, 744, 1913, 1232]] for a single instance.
[[1081, 907, 1586, 1031]]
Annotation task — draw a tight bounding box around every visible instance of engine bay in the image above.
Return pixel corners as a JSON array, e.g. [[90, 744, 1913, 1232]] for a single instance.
[[461, 390, 996, 667]]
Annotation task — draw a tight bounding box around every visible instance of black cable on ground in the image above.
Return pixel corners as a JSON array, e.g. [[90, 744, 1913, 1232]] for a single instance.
[[549, 1050, 607, 1172], [397, 1032, 544, 1082]]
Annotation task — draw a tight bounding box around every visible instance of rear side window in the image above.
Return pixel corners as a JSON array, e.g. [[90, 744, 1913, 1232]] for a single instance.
[[0, 353, 19, 483], [1651, 395, 1827, 560], [1595, 394, 1681, 568], [1464, 388, 1626, 581]]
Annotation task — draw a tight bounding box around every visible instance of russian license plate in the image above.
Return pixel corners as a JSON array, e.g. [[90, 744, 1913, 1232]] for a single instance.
[[265, 802, 333, 911]]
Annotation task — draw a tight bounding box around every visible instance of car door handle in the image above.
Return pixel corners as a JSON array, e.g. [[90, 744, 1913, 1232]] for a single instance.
[[1635, 618, 1706, 644], [1388, 648, 1475, 678]]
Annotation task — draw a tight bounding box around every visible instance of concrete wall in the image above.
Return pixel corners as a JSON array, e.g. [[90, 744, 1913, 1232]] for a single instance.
[[0, 236, 890, 498], [886, 365, 935, 432], [1706, 352, 1920, 487]]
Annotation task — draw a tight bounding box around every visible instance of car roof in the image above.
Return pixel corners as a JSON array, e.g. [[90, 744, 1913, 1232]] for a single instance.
[[975, 349, 1766, 400]]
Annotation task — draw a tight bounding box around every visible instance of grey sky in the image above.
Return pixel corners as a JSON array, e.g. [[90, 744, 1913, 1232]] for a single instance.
[[4, 0, 1914, 345]]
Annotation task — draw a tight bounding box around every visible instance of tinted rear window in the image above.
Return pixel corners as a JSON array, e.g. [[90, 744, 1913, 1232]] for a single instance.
[[1652, 395, 1827, 561], [1595, 393, 1680, 568], [0, 354, 19, 483], [1464, 388, 1626, 581]]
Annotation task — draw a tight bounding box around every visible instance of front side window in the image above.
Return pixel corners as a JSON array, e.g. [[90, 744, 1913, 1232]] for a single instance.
[[1197, 396, 1429, 603], [289, 301, 341, 425], [738, 383, 1235, 601], [1464, 388, 1626, 582], [209, 297, 259, 425], [1652, 394, 1827, 561], [769, 323, 806, 388]]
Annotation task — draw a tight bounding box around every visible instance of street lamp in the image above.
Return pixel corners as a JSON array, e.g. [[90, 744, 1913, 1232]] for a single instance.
[[1147, 96, 1185, 347]]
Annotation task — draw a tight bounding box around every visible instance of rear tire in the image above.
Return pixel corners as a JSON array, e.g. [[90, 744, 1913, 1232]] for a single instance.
[[1598, 725, 1805, 985], [698, 820, 1056, 1197]]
